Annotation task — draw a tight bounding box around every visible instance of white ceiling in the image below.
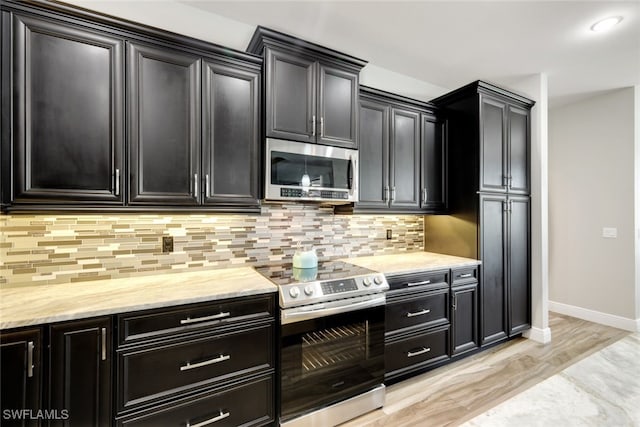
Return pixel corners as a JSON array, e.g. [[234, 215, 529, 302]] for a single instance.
[[181, 0, 640, 106]]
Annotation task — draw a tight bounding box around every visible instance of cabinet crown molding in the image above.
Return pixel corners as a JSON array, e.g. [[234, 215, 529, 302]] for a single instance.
[[431, 80, 535, 108]]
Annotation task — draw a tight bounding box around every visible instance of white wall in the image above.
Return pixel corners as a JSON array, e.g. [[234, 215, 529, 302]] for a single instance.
[[635, 86, 640, 328], [549, 88, 637, 330]]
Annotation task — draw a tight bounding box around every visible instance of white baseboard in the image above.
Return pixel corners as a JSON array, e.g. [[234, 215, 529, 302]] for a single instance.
[[523, 326, 552, 344], [549, 301, 639, 332]]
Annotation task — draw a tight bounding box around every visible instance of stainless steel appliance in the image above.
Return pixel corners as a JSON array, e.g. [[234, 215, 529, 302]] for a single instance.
[[256, 261, 388, 427], [264, 138, 358, 204]]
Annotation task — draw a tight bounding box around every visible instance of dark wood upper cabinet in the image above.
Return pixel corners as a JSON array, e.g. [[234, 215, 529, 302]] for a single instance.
[[357, 98, 390, 209], [390, 108, 421, 210], [421, 113, 447, 211], [507, 105, 531, 194], [248, 26, 366, 149], [3, 12, 124, 206], [127, 42, 201, 206], [0, 328, 42, 427], [202, 60, 261, 207], [479, 96, 507, 193], [49, 317, 112, 427]]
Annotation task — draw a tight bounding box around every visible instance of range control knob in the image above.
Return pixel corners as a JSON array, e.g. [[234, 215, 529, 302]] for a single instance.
[[374, 276, 383, 285], [304, 285, 314, 296], [289, 286, 300, 298], [363, 277, 372, 287]]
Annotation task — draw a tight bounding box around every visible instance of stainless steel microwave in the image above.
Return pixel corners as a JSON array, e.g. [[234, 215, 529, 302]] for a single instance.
[[264, 138, 358, 204]]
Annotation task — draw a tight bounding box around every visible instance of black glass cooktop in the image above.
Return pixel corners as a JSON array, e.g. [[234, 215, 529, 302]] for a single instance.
[[255, 260, 378, 286]]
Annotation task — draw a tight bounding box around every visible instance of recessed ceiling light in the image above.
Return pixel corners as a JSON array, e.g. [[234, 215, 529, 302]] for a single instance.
[[590, 16, 623, 32]]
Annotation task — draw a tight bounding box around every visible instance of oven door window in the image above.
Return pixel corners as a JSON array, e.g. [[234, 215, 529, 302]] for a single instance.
[[270, 151, 350, 189], [280, 305, 384, 422]]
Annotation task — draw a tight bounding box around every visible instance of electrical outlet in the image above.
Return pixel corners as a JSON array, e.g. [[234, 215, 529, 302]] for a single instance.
[[162, 236, 174, 253], [602, 227, 617, 238], [386, 229, 392, 240]]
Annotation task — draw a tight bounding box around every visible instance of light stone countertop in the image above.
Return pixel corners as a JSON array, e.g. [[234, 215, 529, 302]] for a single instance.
[[344, 251, 480, 276], [0, 267, 277, 330]]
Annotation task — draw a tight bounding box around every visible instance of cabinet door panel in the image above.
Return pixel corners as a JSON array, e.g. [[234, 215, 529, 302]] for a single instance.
[[128, 42, 200, 205], [508, 196, 531, 334], [421, 114, 447, 211], [508, 106, 530, 194], [451, 284, 478, 355], [49, 317, 112, 427], [357, 98, 389, 209], [318, 63, 358, 148], [390, 108, 420, 209], [0, 328, 42, 427], [265, 48, 315, 143], [10, 14, 124, 204], [480, 96, 507, 193], [479, 194, 508, 345], [202, 61, 260, 206]]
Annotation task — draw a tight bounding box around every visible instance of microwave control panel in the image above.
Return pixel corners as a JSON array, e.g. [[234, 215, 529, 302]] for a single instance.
[[280, 188, 348, 200]]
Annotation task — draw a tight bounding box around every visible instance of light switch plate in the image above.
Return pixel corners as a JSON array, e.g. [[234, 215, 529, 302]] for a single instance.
[[602, 227, 617, 238]]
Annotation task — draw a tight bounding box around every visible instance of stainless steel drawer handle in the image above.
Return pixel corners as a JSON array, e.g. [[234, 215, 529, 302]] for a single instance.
[[115, 168, 120, 196], [180, 312, 230, 325], [407, 280, 431, 287], [27, 341, 34, 378], [186, 410, 230, 427], [406, 309, 431, 318], [194, 173, 198, 198], [205, 174, 210, 198], [101, 328, 107, 361], [407, 347, 431, 358], [180, 354, 230, 371], [459, 273, 473, 279]]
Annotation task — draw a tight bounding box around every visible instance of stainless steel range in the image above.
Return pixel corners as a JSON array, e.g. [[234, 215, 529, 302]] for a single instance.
[[256, 260, 389, 427]]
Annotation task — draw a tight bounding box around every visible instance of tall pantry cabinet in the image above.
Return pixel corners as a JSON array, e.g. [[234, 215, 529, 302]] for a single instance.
[[425, 81, 534, 347]]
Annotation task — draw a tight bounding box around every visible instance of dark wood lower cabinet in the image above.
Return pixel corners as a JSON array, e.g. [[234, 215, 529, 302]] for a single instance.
[[49, 317, 112, 427], [0, 328, 42, 427], [451, 283, 479, 356]]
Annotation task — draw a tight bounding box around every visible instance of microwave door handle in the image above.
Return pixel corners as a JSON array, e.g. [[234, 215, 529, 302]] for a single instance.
[[348, 157, 354, 190]]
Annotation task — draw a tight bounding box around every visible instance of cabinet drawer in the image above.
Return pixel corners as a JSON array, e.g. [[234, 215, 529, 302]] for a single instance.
[[451, 266, 479, 284], [386, 289, 449, 333], [118, 295, 274, 345], [385, 326, 449, 374], [118, 374, 274, 427], [387, 270, 449, 291], [118, 323, 273, 412]]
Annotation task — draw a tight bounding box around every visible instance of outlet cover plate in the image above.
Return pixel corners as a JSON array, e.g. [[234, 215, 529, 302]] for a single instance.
[[602, 227, 617, 238]]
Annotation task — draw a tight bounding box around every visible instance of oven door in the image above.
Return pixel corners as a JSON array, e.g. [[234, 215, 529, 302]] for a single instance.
[[280, 304, 384, 423]]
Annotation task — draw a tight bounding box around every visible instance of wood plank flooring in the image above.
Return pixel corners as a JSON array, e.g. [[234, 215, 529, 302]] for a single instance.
[[343, 313, 630, 426]]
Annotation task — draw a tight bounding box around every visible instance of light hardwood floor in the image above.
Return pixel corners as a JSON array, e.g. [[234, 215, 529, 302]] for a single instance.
[[343, 313, 630, 426]]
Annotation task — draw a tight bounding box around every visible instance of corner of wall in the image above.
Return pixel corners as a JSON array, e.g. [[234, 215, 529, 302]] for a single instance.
[[635, 85, 640, 321]]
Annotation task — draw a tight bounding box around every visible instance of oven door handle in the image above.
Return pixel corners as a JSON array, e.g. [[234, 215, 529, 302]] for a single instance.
[[281, 295, 385, 325]]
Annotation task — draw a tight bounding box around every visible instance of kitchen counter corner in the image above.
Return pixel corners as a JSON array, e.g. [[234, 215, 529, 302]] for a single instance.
[[343, 251, 481, 276]]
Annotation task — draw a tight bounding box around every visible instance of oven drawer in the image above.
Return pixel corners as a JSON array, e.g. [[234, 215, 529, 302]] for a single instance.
[[385, 326, 449, 374], [117, 373, 274, 427], [386, 270, 449, 291], [117, 295, 274, 346], [386, 289, 449, 333], [451, 266, 479, 284], [118, 323, 273, 412]]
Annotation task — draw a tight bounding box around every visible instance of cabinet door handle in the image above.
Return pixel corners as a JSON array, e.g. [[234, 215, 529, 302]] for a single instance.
[[452, 294, 457, 311], [180, 311, 230, 325], [384, 186, 389, 203], [508, 176, 513, 189], [391, 187, 396, 203], [407, 280, 431, 287], [503, 175, 508, 187], [115, 168, 120, 196], [312, 115, 316, 137], [205, 174, 210, 198], [407, 347, 431, 358], [180, 354, 230, 371], [459, 273, 473, 279], [406, 309, 431, 318], [101, 328, 107, 361], [194, 174, 198, 198], [186, 410, 230, 427], [320, 116, 324, 137], [422, 188, 427, 203], [27, 341, 34, 378]]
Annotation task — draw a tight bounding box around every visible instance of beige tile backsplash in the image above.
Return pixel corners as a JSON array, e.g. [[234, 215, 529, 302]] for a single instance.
[[0, 203, 424, 288]]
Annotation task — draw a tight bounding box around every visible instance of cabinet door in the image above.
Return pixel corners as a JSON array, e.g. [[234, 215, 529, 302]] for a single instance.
[[357, 98, 390, 209], [421, 113, 447, 212], [8, 13, 124, 205], [265, 47, 316, 143], [451, 284, 478, 356], [479, 96, 507, 193], [0, 328, 42, 427], [508, 196, 531, 334], [479, 194, 508, 346], [128, 42, 201, 205], [507, 106, 530, 194], [317, 63, 358, 148], [390, 108, 420, 209], [49, 317, 112, 427], [202, 60, 260, 207]]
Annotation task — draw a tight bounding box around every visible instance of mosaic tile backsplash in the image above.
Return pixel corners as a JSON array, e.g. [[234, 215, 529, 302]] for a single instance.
[[1, 203, 424, 288]]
